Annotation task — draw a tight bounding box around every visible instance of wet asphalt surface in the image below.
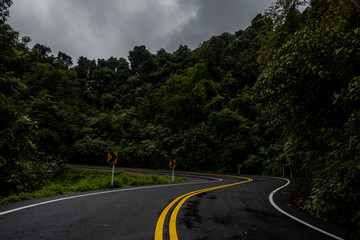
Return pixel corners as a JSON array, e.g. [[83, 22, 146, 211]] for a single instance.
[[0, 170, 358, 240]]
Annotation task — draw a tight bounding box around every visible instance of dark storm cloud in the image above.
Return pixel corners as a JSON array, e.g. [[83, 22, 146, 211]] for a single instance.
[[8, 0, 273, 62], [166, 0, 274, 50]]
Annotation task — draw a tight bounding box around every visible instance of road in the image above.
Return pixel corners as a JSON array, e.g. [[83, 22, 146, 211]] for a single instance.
[[0, 168, 358, 240]]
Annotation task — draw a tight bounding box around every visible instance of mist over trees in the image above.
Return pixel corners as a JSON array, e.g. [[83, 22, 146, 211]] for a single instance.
[[0, 0, 359, 232]]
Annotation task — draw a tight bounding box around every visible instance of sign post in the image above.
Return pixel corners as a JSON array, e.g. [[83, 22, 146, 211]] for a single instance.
[[107, 152, 118, 187], [283, 163, 285, 177], [169, 159, 176, 183], [238, 163, 241, 175], [111, 163, 115, 186]]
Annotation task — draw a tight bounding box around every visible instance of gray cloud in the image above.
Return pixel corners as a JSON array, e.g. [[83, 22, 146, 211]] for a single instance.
[[166, 0, 274, 50], [8, 0, 273, 62]]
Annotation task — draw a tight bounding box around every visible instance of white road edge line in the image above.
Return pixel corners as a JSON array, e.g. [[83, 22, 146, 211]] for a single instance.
[[0, 177, 222, 216], [268, 178, 344, 240]]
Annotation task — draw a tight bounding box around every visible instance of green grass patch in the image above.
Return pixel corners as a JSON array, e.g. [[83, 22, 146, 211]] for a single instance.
[[0, 167, 185, 205]]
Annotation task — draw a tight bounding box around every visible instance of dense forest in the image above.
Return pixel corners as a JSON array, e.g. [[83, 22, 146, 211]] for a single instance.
[[0, 0, 359, 232]]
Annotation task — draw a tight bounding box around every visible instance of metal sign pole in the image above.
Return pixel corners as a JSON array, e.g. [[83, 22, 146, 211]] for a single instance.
[[172, 167, 174, 183], [283, 164, 285, 177], [107, 152, 118, 187], [169, 159, 176, 183], [111, 163, 115, 186]]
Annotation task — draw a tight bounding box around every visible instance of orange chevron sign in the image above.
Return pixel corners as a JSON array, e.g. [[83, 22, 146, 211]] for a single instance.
[[107, 152, 118, 164], [169, 159, 176, 168]]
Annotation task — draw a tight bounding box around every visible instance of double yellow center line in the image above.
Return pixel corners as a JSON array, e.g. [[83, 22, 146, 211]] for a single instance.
[[154, 175, 253, 240]]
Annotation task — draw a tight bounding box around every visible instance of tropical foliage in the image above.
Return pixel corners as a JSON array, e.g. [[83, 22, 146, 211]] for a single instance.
[[0, 0, 359, 232]]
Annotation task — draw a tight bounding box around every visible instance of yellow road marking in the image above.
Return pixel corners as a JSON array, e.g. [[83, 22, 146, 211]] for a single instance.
[[155, 175, 253, 240], [154, 189, 206, 240], [68, 164, 253, 240]]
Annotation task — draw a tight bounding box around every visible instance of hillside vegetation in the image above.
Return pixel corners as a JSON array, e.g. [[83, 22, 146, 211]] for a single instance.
[[0, 0, 359, 232]]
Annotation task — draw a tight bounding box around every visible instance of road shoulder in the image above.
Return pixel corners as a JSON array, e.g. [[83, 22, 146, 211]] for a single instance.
[[272, 178, 359, 240]]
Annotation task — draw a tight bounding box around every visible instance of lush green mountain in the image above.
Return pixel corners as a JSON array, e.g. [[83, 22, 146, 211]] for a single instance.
[[0, 0, 359, 233]]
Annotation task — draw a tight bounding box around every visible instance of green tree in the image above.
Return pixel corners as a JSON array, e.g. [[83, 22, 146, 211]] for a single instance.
[[128, 45, 155, 76], [256, 0, 360, 231], [57, 51, 73, 68], [75, 56, 96, 79], [0, 0, 12, 24]]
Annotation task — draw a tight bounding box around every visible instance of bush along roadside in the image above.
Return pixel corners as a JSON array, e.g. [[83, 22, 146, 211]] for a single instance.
[[0, 154, 67, 199], [0, 167, 182, 205]]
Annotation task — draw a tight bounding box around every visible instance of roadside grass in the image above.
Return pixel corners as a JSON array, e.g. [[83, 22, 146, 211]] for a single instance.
[[0, 167, 185, 205]]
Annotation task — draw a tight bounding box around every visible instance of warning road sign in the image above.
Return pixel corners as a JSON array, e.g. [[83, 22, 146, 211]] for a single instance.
[[107, 152, 118, 164], [169, 159, 176, 168]]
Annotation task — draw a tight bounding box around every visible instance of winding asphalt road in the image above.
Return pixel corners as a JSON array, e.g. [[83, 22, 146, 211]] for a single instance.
[[0, 167, 358, 240]]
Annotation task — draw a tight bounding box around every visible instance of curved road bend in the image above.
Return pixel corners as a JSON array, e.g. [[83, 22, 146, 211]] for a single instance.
[[0, 169, 358, 240]]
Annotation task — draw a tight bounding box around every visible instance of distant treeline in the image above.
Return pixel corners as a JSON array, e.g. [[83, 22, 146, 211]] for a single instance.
[[0, 0, 359, 233]]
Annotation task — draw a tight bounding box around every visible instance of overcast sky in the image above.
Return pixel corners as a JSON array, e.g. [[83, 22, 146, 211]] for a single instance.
[[8, 0, 274, 62]]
